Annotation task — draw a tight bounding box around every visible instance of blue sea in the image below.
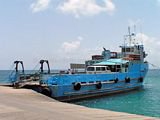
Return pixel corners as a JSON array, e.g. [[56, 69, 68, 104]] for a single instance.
[[73, 69, 160, 118], [0, 70, 160, 118]]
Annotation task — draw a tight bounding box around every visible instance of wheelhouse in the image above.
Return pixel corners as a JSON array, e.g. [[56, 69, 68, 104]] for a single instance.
[[87, 59, 130, 73]]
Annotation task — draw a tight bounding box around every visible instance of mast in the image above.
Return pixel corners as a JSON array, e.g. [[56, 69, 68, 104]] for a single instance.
[[128, 26, 131, 46]]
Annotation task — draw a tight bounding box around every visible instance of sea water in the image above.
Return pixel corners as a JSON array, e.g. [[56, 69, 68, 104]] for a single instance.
[[73, 69, 160, 118], [0, 70, 13, 84], [0, 70, 160, 117]]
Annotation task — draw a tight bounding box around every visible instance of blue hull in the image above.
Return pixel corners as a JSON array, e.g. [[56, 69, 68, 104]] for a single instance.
[[52, 85, 143, 101], [43, 62, 148, 101]]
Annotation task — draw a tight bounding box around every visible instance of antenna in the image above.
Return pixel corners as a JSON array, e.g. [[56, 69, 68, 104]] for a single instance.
[[132, 25, 136, 45], [128, 26, 131, 46], [123, 35, 126, 46], [134, 25, 136, 34], [140, 24, 143, 45], [123, 35, 126, 56]]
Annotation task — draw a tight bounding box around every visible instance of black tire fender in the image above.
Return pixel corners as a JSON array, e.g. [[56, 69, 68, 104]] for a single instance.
[[139, 77, 143, 83], [115, 78, 119, 83], [74, 82, 81, 90], [96, 82, 102, 89], [125, 77, 130, 83], [42, 87, 51, 97]]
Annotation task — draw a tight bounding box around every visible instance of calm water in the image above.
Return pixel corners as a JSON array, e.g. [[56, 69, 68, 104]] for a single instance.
[[0, 70, 160, 117], [73, 70, 160, 118], [0, 70, 13, 84]]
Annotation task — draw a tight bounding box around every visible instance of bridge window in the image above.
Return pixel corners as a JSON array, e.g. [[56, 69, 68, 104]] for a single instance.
[[122, 48, 134, 52], [131, 48, 134, 52], [126, 48, 130, 52], [101, 67, 106, 71], [96, 67, 101, 71], [96, 67, 106, 71], [87, 67, 95, 71]]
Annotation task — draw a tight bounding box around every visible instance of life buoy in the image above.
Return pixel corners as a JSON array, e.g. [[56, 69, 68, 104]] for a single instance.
[[125, 77, 130, 83], [115, 78, 119, 83], [96, 82, 102, 89], [74, 82, 81, 90], [138, 77, 143, 83]]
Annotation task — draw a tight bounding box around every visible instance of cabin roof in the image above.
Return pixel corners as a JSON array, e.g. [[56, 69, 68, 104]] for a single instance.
[[94, 59, 129, 65]]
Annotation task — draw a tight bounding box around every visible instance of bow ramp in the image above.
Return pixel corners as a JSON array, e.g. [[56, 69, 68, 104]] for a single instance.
[[9, 60, 50, 88]]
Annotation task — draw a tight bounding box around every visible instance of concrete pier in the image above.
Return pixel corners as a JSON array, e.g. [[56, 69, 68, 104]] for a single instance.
[[0, 86, 159, 120]]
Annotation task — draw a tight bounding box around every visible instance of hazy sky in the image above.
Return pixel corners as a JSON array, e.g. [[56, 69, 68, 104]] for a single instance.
[[0, 0, 160, 70]]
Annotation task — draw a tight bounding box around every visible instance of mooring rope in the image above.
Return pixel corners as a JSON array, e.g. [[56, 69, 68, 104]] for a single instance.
[[148, 62, 160, 69]]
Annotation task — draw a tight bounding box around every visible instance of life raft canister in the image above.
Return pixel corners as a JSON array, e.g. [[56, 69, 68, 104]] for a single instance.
[[74, 82, 81, 90], [96, 82, 102, 89], [138, 77, 143, 83], [125, 77, 130, 83]]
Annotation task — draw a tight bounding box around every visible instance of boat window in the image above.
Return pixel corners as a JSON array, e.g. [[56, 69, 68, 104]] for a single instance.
[[122, 64, 125, 67], [125, 63, 129, 68], [122, 48, 134, 52], [101, 67, 106, 71], [96, 67, 101, 71], [117, 65, 121, 69], [126, 48, 130, 52], [87, 67, 95, 71], [131, 48, 134, 52], [122, 48, 125, 52], [106, 67, 110, 70], [107, 65, 117, 72], [96, 67, 106, 71], [116, 65, 121, 72]]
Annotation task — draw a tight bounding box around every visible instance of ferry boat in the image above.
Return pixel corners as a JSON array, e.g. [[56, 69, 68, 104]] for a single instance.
[[9, 28, 149, 101], [39, 28, 148, 101]]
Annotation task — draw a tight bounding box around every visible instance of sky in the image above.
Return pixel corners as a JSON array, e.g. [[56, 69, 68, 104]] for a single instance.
[[0, 0, 160, 70]]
